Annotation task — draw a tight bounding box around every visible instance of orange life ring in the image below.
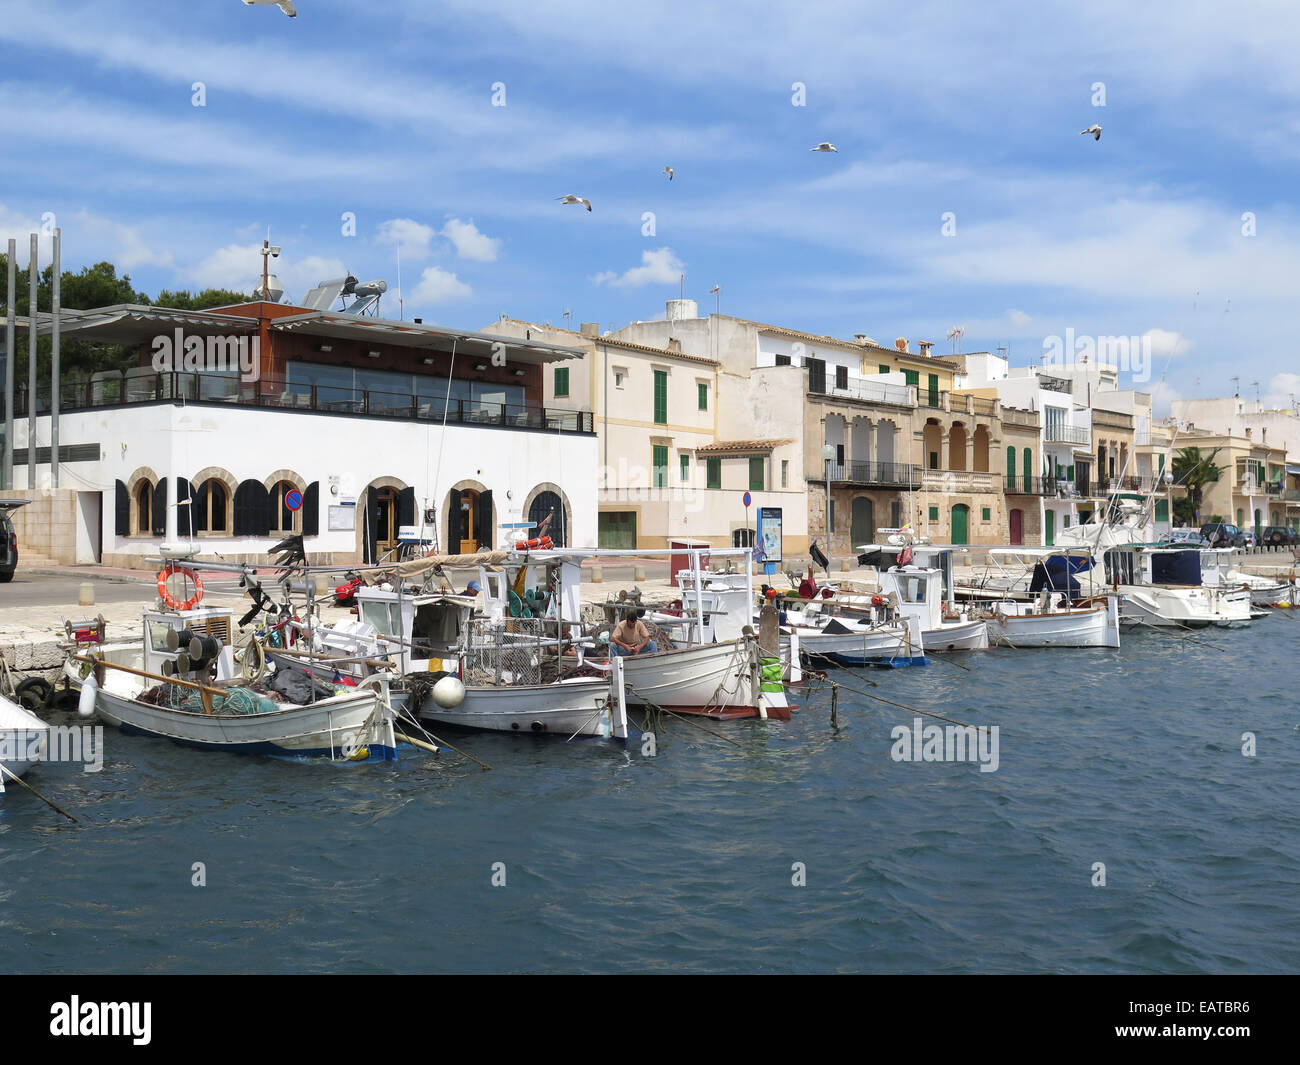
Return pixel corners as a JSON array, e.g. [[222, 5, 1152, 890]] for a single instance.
[[157, 565, 204, 611]]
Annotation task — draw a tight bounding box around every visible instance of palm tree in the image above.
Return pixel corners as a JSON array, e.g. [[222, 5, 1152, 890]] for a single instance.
[[1171, 447, 1223, 522]]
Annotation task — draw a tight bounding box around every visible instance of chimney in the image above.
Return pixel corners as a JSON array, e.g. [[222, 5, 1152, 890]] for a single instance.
[[667, 338, 682, 352], [413, 317, 423, 324], [919, 341, 933, 358], [580, 322, 599, 337], [854, 334, 869, 345], [894, 337, 908, 353], [1245, 428, 1252, 440]]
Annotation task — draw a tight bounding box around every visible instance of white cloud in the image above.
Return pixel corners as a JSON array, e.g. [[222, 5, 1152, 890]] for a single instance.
[[376, 218, 436, 259], [1265, 373, 1300, 408], [441, 218, 500, 262], [1007, 309, 1031, 327], [592, 247, 685, 288], [178, 244, 346, 302], [1142, 328, 1190, 360], [411, 266, 472, 305]]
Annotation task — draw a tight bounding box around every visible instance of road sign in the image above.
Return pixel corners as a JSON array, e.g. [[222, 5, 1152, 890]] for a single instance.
[[742, 491, 752, 508], [286, 489, 303, 511]]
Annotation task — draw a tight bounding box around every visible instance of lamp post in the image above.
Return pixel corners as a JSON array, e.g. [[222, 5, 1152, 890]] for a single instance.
[[821, 443, 836, 556], [1163, 469, 1174, 532]]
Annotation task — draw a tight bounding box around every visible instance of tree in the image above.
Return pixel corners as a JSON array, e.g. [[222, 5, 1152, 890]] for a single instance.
[[153, 288, 253, 311], [1171, 447, 1223, 522]]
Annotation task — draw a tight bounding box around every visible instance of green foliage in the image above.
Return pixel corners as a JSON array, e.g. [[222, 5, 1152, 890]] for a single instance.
[[0, 255, 252, 382], [1172, 496, 1197, 526], [1170, 447, 1223, 514]]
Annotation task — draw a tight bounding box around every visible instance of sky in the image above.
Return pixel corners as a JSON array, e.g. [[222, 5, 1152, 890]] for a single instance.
[[2, 0, 1298, 413]]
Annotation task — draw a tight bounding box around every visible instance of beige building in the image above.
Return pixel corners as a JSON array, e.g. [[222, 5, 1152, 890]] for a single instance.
[[1176, 429, 1288, 532]]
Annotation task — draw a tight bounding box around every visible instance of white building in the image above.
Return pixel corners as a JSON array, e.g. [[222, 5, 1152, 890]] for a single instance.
[[5, 302, 596, 567]]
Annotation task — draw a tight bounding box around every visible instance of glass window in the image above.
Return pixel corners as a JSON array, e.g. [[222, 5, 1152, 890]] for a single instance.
[[680, 454, 690, 483], [271, 481, 301, 534], [652, 445, 668, 488], [135, 481, 153, 535], [195, 479, 228, 533], [781, 460, 788, 487]]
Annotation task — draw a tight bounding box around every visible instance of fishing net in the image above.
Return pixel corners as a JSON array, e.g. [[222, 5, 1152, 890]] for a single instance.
[[140, 683, 281, 716]]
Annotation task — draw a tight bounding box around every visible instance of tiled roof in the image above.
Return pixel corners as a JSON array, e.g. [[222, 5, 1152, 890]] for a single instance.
[[695, 438, 795, 453]]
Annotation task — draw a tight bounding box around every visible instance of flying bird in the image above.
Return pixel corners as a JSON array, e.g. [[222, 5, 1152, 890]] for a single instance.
[[1081, 125, 1102, 140], [243, 0, 298, 14], [557, 195, 592, 211], [662, 166, 674, 180], [811, 142, 838, 153]]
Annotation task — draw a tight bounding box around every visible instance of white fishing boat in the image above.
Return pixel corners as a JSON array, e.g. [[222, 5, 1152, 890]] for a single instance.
[[617, 637, 783, 719], [970, 548, 1122, 648], [0, 693, 51, 794], [1198, 548, 1293, 608], [411, 673, 619, 737], [66, 602, 397, 760], [854, 545, 989, 651], [773, 597, 927, 667]]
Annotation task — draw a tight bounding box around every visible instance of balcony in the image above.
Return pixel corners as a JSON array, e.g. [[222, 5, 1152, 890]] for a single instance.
[[15, 370, 596, 434], [1001, 406, 1040, 429], [1044, 424, 1091, 445], [922, 468, 999, 493], [807, 373, 915, 409], [822, 460, 922, 488], [1003, 475, 1054, 495]]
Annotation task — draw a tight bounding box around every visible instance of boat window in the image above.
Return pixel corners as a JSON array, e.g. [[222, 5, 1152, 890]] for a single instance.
[[147, 620, 177, 652], [360, 600, 401, 637], [412, 603, 462, 652]]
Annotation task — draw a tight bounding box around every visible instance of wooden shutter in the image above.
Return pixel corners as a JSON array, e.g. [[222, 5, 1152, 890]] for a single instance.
[[233, 480, 270, 536], [397, 486, 415, 530], [475, 489, 493, 549], [806, 358, 826, 393], [653, 370, 667, 424], [302, 482, 319, 536], [153, 478, 168, 534], [115, 480, 130, 536]]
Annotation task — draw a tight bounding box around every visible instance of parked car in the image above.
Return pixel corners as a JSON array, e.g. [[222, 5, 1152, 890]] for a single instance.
[[1166, 528, 1208, 546], [0, 499, 30, 582], [1259, 525, 1300, 547], [1199, 522, 1247, 548]]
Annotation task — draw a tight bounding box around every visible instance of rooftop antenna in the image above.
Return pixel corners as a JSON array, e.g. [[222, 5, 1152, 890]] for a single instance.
[[1252, 381, 1260, 404], [1230, 375, 1240, 397], [562, 308, 572, 329], [396, 245, 403, 321], [679, 274, 684, 300], [946, 325, 964, 355]]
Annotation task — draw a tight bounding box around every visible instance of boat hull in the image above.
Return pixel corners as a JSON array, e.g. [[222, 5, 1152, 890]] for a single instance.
[[921, 618, 989, 652], [985, 601, 1120, 648], [413, 677, 616, 738], [92, 686, 396, 760], [0, 695, 51, 789], [786, 626, 928, 667], [619, 640, 775, 717], [1119, 584, 1252, 628]]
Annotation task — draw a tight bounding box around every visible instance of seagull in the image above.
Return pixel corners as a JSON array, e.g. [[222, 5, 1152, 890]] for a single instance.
[[811, 142, 838, 153], [557, 195, 592, 212], [662, 166, 674, 180], [243, 0, 298, 15], [1081, 125, 1102, 141]]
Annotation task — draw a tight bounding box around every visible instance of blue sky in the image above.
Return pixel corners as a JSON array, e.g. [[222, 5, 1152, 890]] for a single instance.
[[3, 0, 1298, 412]]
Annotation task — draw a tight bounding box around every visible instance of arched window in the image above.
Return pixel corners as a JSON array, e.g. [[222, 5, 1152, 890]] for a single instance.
[[271, 480, 301, 534], [195, 479, 229, 533], [135, 481, 154, 535]]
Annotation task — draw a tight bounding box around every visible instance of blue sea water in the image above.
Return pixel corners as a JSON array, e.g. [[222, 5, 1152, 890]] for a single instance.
[[2, 619, 1298, 974]]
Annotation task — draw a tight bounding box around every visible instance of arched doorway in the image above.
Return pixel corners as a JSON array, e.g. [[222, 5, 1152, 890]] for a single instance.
[[949, 423, 967, 471], [362, 482, 414, 563], [951, 503, 969, 545], [850, 497, 874, 548], [1009, 508, 1023, 545], [446, 487, 494, 554], [528, 491, 566, 546]]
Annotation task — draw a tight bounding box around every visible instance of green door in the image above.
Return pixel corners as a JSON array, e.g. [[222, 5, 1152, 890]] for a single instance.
[[1006, 446, 1016, 491], [951, 504, 969, 545], [850, 497, 874, 547], [1045, 509, 1055, 547], [598, 511, 637, 549]]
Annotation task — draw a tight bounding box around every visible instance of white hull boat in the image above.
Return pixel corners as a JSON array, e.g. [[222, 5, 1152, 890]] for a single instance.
[[91, 682, 396, 760], [983, 595, 1121, 648], [1119, 584, 1252, 628], [0, 694, 51, 793], [618, 639, 778, 718], [412, 676, 618, 738]]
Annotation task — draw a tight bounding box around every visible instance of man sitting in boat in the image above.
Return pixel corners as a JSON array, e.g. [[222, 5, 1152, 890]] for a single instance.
[[610, 611, 658, 656]]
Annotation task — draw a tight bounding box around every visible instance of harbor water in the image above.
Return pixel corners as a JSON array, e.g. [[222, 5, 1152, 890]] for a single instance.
[[2, 620, 1298, 974]]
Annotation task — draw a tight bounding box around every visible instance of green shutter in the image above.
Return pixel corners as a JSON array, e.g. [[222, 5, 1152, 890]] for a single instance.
[[707, 457, 721, 489], [697, 382, 708, 411], [927, 374, 940, 407], [749, 456, 764, 490], [879, 364, 891, 374], [653, 370, 667, 424], [681, 454, 690, 482], [928, 505, 939, 521], [554, 366, 569, 397], [903, 369, 919, 387], [652, 445, 668, 488], [982, 507, 991, 522], [1024, 449, 1032, 487], [1006, 446, 1016, 490]]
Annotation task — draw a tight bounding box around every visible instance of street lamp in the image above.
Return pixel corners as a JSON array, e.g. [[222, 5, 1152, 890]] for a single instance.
[[1163, 469, 1174, 531], [821, 444, 836, 555]]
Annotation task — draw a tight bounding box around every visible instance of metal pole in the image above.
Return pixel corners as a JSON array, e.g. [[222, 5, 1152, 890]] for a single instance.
[[824, 458, 831, 562], [27, 234, 37, 489], [50, 228, 60, 488], [3, 239, 14, 490]]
